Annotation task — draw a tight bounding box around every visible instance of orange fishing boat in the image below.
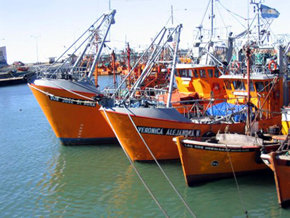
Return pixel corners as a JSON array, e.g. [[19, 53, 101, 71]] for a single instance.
[[261, 144, 290, 208], [96, 53, 125, 76], [174, 134, 280, 186], [100, 29, 284, 162], [29, 79, 116, 145], [100, 104, 281, 161], [29, 10, 117, 145]]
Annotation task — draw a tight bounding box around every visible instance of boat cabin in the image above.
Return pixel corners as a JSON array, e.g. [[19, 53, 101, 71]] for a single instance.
[[174, 64, 226, 99], [220, 74, 283, 119]]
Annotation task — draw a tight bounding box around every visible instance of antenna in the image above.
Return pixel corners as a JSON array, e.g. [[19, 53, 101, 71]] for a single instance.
[[250, 0, 262, 45], [210, 0, 214, 39], [171, 5, 174, 25]]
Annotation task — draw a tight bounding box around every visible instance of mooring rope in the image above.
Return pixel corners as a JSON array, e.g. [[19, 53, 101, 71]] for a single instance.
[[224, 143, 248, 217], [124, 107, 196, 218], [30, 82, 168, 216], [102, 109, 169, 217]]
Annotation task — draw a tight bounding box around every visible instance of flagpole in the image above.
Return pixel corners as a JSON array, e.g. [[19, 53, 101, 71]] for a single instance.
[[250, 0, 261, 45], [257, 1, 261, 45]]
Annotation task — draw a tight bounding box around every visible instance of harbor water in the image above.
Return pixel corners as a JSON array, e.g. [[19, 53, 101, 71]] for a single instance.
[[1, 77, 290, 217]]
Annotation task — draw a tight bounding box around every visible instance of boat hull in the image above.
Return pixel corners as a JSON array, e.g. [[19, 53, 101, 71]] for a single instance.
[[101, 106, 280, 161], [261, 152, 290, 208], [175, 137, 279, 186], [100, 107, 248, 161], [29, 79, 116, 145]]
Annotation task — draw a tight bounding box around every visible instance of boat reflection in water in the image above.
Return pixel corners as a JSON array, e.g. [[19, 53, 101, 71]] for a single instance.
[[34, 143, 182, 216], [35, 143, 133, 216]]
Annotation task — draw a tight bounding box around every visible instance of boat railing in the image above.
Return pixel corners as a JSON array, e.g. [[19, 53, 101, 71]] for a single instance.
[[35, 66, 92, 82], [111, 86, 168, 103], [170, 97, 251, 124]]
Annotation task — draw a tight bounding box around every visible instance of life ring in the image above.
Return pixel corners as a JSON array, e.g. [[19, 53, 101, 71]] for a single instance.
[[268, 60, 277, 72]]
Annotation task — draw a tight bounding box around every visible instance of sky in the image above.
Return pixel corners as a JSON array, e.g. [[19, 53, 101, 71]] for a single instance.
[[0, 0, 289, 64]]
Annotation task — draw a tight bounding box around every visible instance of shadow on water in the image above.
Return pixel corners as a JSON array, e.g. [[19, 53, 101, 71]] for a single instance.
[[187, 169, 275, 188]]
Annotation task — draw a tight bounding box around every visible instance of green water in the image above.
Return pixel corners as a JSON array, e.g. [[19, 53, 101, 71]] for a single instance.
[[0, 83, 289, 217]]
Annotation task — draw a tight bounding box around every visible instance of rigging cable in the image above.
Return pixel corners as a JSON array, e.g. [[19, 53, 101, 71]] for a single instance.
[[217, 0, 247, 21], [224, 143, 248, 217], [38, 15, 105, 75], [102, 109, 169, 217], [217, 0, 247, 29], [215, 3, 228, 34], [199, 0, 211, 28], [124, 107, 196, 218]]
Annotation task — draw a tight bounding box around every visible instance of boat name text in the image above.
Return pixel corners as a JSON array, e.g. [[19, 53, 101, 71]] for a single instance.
[[137, 126, 200, 137], [49, 95, 96, 107], [183, 143, 253, 152]]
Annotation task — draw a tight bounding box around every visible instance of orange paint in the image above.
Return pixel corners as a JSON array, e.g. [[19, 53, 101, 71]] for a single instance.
[[29, 83, 116, 145]]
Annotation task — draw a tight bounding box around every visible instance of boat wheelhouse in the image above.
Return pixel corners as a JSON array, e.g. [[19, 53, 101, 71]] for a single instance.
[[220, 73, 283, 119], [174, 63, 226, 99]]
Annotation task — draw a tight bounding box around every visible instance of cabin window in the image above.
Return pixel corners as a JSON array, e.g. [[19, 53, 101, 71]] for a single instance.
[[225, 81, 232, 90], [189, 70, 193, 77], [175, 70, 180, 76], [208, 69, 213, 78], [214, 68, 220, 77], [193, 70, 199, 78], [179, 69, 189, 77], [233, 80, 245, 90], [250, 81, 255, 91], [200, 69, 206, 78], [255, 82, 265, 92]]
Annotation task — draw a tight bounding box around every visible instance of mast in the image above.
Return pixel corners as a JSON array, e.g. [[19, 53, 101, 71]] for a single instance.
[[256, 2, 261, 45], [111, 50, 116, 87], [171, 5, 174, 25], [166, 24, 182, 108], [127, 43, 131, 71], [210, 0, 214, 39], [88, 10, 116, 79], [250, 0, 261, 45], [246, 46, 251, 135]]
